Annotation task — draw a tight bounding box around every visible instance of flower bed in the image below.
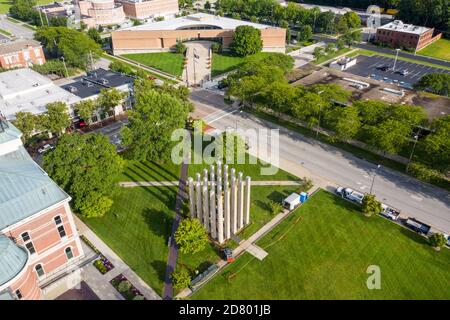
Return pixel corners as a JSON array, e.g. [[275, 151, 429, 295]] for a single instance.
[[80, 235, 115, 274], [93, 256, 114, 274], [110, 274, 146, 300]]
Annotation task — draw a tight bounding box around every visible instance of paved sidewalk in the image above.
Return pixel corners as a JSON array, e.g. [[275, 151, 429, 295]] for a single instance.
[[73, 215, 162, 300], [119, 180, 305, 188]]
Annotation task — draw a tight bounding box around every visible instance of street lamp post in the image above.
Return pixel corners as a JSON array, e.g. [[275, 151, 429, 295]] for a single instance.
[[369, 164, 381, 194], [315, 90, 324, 139], [406, 134, 419, 172], [393, 48, 400, 72]]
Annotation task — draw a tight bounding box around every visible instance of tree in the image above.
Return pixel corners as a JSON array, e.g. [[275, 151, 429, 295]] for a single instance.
[[423, 116, 450, 171], [340, 30, 361, 47], [75, 100, 97, 128], [291, 92, 330, 128], [109, 60, 133, 75], [44, 102, 71, 137], [309, 84, 352, 104], [313, 47, 325, 60], [367, 119, 411, 154], [35, 26, 102, 69], [414, 73, 450, 97], [121, 79, 189, 162], [262, 81, 297, 116], [230, 25, 263, 57], [174, 218, 209, 255], [204, 0, 211, 10], [297, 25, 312, 43], [269, 200, 283, 215], [219, 131, 246, 163], [326, 106, 361, 140], [343, 11, 361, 29], [336, 38, 345, 50], [87, 28, 102, 44], [12, 111, 36, 142], [362, 194, 382, 217], [170, 268, 191, 289], [325, 42, 336, 53], [174, 40, 187, 54], [429, 233, 447, 251], [97, 88, 125, 121], [43, 133, 123, 218]]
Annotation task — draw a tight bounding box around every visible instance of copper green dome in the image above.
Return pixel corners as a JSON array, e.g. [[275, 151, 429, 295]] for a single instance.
[[0, 235, 28, 287]]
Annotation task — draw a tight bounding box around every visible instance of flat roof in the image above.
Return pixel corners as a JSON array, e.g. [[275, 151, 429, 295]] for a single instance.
[[61, 68, 134, 99], [378, 20, 430, 35], [0, 69, 80, 120], [119, 12, 279, 32]]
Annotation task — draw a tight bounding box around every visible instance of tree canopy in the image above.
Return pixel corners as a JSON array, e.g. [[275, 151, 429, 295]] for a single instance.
[[414, 73, 450, 97], [174, 218, 209, 255], [230, 25, 263, 57], [43, 133, 123, 218]]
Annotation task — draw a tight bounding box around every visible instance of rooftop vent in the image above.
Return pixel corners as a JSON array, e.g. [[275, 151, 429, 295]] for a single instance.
[[100, 78, 109, 85], [32, 83, 39, 87]]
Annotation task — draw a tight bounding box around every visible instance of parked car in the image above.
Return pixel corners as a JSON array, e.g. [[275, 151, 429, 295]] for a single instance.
[[395, 69, 409, 76], [376, 65, 391, 71], [223, 248, 234, 263], [38, 144, 54, 154], [379, 204, 400, 221], [335, 187, 364, 205], [405, 218, 431, 235]]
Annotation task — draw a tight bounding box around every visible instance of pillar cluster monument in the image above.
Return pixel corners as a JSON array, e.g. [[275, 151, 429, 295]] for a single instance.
[[187, 161, 251, 244]]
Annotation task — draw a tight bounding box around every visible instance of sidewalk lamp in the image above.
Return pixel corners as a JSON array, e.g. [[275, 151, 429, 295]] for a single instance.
[[393, 48, 400, 72], [406, 134, 419, 172], [369, 164, 381, 194]]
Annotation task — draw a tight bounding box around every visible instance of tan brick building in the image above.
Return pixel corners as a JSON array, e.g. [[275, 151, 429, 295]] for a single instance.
[[0, 40, 45, 70], [118, 0, 179, 20], [111, 13, 286, 54]]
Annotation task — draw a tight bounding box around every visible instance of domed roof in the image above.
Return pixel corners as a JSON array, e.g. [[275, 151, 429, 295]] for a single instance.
[[0, 235, 28, 287]]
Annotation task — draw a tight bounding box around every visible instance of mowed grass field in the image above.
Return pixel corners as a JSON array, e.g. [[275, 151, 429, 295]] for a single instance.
[[0, 0, 54, 14], [418, 39, 450, 61], [192, 190, 450, 300], [211, 53, 246, 77], [122, 52, 185, 77]]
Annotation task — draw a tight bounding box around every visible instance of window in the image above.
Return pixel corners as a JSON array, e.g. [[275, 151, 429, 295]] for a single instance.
[[15, 289, 23, 300], [35, 264, 44, 277], [57, 225, 66, 238], [65, 247, 73, 260], [54, 216, 62, 225], [21, 232, 36, 255]]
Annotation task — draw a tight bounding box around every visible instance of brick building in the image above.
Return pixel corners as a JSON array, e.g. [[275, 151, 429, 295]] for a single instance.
[[376, 20, 442, 51], [0, 40, 46, 70], [0, 119, 85, 300], [117, 0, 179, 20]]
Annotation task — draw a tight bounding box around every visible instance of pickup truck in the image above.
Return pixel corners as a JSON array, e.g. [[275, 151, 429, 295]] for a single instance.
[[335, 187, 364, 205], [380, 204, 400, 221]]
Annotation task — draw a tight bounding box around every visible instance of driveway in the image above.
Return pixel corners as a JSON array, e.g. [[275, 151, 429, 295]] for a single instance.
[[189, 90, 450, 234], [183, 41, 213, 86]]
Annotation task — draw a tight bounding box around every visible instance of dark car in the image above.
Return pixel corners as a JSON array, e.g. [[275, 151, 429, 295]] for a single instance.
[[376, 65, 391, 72]]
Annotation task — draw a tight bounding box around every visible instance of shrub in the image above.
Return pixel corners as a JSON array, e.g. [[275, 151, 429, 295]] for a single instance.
[[429, 233, 447, 250], [407, 162, 443, 183], [118, 280, 132, 293], [93, 259, 107, 274], [174, 41, 187, 54], [362, 194, 382, 217], [170, 268, 191, 289], [269, 200, 283, 215], [211, 42, 221, 53], [133, 295, 145, 300], [174, 218, 208, 255]]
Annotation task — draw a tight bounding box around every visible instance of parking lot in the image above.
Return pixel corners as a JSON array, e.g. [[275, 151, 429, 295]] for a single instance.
[[345, 55, 450, 89]]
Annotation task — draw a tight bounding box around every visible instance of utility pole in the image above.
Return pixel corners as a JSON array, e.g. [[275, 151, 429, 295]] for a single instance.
[[369, 165, 381, 194], [315, 90, 324, 138], [38, 9, 44, 26], [61, 56, 69, 78], [406, 134, 419, 172], [393, 48, 400, 72]]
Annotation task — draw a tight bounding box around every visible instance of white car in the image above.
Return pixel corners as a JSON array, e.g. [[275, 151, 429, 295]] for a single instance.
[[38, 144, 54, 154]]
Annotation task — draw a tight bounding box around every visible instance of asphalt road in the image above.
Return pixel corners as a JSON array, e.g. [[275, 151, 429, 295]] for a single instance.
[[0, 15, 35, 39], [190, 89, 450, 234]]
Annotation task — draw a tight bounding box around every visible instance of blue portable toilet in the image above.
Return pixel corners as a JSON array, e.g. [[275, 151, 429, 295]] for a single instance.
[[300, 192, 308, 203]]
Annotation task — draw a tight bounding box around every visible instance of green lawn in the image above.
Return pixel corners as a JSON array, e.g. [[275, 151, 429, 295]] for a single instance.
[[122, 52, 185, 77], [119, 159, 181, 182], [212, 53, 246, 77], [82, 186, 177, 296], [192, 190, 450, 300], [0, 0, 54, 14], [314, 47, 354, 65], [418, 39, 450, 62]]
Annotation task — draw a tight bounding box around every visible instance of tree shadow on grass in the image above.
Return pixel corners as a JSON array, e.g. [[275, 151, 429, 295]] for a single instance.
[[143, 208, 174, 239], [254, 200, 271, 212], [399, 227, 430, 246], [150, 260, 167, 282], [149, 161, 179, 181]]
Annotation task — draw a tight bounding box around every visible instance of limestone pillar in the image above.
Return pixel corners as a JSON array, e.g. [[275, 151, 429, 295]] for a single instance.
[[196, 173, 201, 184], [195, 181, 202, 222], [230, 176, 237, 234], [202, 185, 210, 232], [216, 183, 224, 244], [244, 176, 251, 226], [237, 172, 244, 230], [224, 180, 230, 240], [203, 168, 208, 181], [210, 184, 217, 240], [217, 160, 222, 178], [210, 164, 215, 182], [188, 177, 195, 218]]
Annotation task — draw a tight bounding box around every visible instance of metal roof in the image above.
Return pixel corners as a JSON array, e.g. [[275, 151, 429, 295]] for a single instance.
[[0, 145, 69, 231], [0, 119, 22, 145], [0, 235, 28, 287]]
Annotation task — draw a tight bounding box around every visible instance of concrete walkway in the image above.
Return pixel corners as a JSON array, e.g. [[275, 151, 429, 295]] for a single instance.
[[183, 41, 212, 86], [119, 180, 305, 188], [74, 215, 162, 300]]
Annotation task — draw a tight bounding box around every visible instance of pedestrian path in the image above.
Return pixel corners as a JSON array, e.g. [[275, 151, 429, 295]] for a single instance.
[[73, 215, 162, 300], [119, 180, 305, 188]]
